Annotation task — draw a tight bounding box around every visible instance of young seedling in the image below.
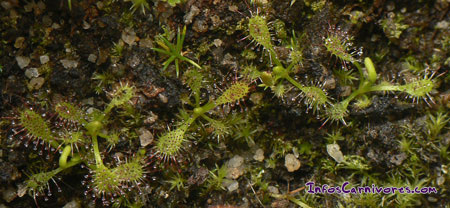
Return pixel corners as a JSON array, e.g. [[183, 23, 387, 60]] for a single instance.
[[152, 26, 201, 77], [153, 81, 250, 162], [247, 14, 329, 113], [324, 57, 437, 124]]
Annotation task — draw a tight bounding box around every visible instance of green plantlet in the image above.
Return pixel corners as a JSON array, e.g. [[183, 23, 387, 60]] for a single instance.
[[324, 131, 345, 143], [248, 15, 273, 50], [301, 86, 329, 112], [205, 164, 228, 192], [54, 102, 86, 125], [167, 173, 186, 191], [259, 71, 274, 87], [24, 169, 60, 199], [399, 78, 435, 103], [154, 124, 188, 162], [19, 109, 58, 148], [60, 131, 84, 154], [334, 69, 358, 85], [425, 110, 449, 139], [106, 83, 135, 114], [130, 0, 150, 14], [325, 103, 348, 124], [111, 41, 125, 58], [152, 26, 202, 77], [215, 81, 250, 105], [364, 57, 377, 83], [233, 122, 258, 146], [92, 166, 121, 197], [113, 157, 146, 185], [206, 118, 230, 141], [353, 95, 372, 110], [323, 25, 358, 64], [272, 83, 286, 98], [162, 0, 184, 7]]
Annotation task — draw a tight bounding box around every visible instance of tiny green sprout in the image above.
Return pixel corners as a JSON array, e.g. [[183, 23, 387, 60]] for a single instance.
[[364, 57, 377, 84], [206, 118, 230, 141], [272, 19, 287, 40], [113, 158, 145, 185], [106, 83, 135, 113], [259, 71, 274, 87], [300, 86, 329, 112], [215, 81, 250, 105], [67, 0, 73, 10], [152, 26, 202, 77], [234, 122, 258, 145], [272, 83, 286, 98], [324, 26, 358, 64], [184, 69, 204, 94], [353, 95, 372, 110], [25, 169, 60, 198], [337, 155, 370, 173], [248, 15, 273, 50], [325, 103, 348, 125], [19, 109, 56, 147], [426, 111, 449, 139], [111, 41, 125, 58], [154, 124, 188, 162], [167, 173, 186, 191], [399, 78, 434, 102], [54, 102, 85, 125], [334, 69, 358, 85], [324, 131, 345, 143], [206, 164, 228, 191], [130, 0, 150, 14], [162, 0, 183, 7], [92, 166, 121, 196]]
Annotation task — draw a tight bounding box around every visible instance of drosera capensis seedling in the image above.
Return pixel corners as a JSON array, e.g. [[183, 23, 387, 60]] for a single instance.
[[5, 82, 149, 206], [152, 80, 251, 163]]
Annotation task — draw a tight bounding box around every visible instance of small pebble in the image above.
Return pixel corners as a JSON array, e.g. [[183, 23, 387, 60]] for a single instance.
[[60, 59, 79, 69], [427, 196, 438, 203], [223, 180, 239, 192], [40, 55, 49, 64], [144, 112, 158, 124], [436, 176, 445, 186], [82, 20, 91, 30], [62, 199, 82, 208], [139, 38, 153, 48], [436, 20, 449, 30], [213, 39, 223, 47], [228, 5, 238, 12], [268, 186, 279, 194], [29, 77, 45, 90], [158, 93, 168, 104], [228, 155, 244, 168], [226, 155, 245, 179], [1, 1, 13, 9], [284, 153, 301, 172], [14, 37, 25, 49], [326, 143, 345, 163], [122, 28, 137, 46], [42, 15, 52, 27], [184, 5, 200, 25], [193, 19, 208, 33], [25, 68, 39, 79], [88, 54, 97, 63], [253, 148, 264, 162], [2, 186, 17, 203], [16, 56, 30, 69], [138, 128, 154, 147], [51, 23, 61, 29]]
